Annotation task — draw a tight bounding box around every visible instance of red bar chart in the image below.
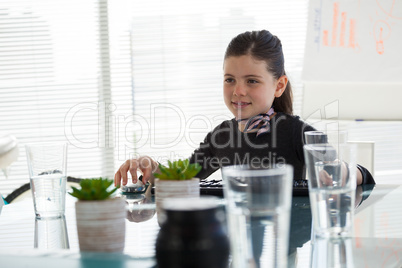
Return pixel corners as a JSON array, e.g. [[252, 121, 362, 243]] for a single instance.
[[322, 2, 356, 49]]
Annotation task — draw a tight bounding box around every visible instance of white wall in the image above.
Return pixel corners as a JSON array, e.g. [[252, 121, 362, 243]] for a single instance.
[[302, 82, 402, 120]]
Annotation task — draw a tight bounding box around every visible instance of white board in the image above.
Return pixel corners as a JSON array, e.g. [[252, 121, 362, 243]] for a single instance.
[[301, 82, 402, 120], [302, 0, 402, 82]]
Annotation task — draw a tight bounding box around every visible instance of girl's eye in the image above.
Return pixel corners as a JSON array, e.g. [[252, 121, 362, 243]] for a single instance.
[[225, 78, 234, 83], [248, 79, 258, 84]]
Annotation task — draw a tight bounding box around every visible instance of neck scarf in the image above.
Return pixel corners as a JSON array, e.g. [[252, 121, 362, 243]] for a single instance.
[[237, 107, 275, 137]]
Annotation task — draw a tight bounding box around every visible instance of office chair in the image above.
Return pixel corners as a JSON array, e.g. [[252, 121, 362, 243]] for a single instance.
[[348, 141, 375, 175], [0, 134, 19, 179], [4, 176, 82, 204], [0, 134, 19, 206]]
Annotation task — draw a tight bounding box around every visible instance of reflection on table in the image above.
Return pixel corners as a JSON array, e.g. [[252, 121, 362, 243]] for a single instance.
[[1, 184, 402, 267], [0, 186, 159, 267], [295, 184, 402, 268]]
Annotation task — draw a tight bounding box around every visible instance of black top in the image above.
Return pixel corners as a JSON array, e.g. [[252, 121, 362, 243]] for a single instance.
[[189, 112, 375, 184]]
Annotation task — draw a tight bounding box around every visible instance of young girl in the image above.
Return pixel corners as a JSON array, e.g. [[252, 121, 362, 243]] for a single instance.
[[114, 30, 374, 187]]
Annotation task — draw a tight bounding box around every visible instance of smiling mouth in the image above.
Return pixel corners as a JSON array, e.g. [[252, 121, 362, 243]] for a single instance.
[[232, 101, 250, 108]]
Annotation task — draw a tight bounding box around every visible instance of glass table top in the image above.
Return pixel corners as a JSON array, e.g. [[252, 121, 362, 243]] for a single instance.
[[0, 183, 401, 267]]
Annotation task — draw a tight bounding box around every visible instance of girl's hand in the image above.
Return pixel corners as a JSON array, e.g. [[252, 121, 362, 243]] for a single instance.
[[114, 156, 159, 186], [318, 161, 350, 187]]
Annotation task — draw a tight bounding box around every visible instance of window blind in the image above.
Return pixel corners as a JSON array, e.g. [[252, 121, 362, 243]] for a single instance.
[[0, 0, 309, 196], [0, 0, 115, 195], [108, 0, 309, 180]]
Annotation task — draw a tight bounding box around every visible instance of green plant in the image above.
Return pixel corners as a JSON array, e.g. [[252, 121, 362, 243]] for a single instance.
[[69, 178, 118, 200], [154, 159, 201, 180]]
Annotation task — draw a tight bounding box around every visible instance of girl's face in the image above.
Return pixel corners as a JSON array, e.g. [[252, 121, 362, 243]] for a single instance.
[[223, 55, 287, 120]]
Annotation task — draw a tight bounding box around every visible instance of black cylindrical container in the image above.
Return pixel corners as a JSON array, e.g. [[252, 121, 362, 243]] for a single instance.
[[155, 198, 230, 268]]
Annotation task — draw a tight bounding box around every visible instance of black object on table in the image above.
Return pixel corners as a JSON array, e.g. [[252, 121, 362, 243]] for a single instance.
[[199, 179, 309, 197]]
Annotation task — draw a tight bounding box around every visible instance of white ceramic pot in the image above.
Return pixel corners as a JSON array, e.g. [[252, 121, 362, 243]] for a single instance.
[[155, 178, 200, 225], [75, 198, 126, 252]]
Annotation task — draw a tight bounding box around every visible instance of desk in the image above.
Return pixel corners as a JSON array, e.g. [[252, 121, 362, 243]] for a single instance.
[[295, 184, 402, 268], [0, 189, 159, 267], [1, 184, 402, 268]]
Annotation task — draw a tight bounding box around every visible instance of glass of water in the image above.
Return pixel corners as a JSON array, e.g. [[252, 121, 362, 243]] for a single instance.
[[310, 236, 355, 267], [304, 130, 348, 146], [221, 164, 293, 268], [26, 142, 68, 219], [303, 143, 357, 238], [34, 215, 70, 249]]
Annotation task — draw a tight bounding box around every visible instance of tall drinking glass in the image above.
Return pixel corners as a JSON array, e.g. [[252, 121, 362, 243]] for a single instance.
[[34, 215, 70, 249], [310, 237, 355, 268], [304, 143, 357, 238], [26, 142, 68, 219], [304, 130, 348, 188], [222, 164, 293, 268], [304, 130, 348, 146]]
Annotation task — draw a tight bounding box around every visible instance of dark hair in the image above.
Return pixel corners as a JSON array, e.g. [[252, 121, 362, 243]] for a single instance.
[[224, 30, 293, 114]]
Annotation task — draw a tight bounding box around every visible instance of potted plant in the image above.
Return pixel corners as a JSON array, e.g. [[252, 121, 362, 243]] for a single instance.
[[69, 178, 126, 253], [153, 159, 202, 224]]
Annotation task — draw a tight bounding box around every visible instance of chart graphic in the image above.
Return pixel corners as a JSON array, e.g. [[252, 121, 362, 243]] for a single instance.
[[322, 2, 357, 48], [302, 0, 402, 83]]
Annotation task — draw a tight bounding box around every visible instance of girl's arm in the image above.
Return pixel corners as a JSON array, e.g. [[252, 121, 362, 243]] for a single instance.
[[114, 156, 159, 186]]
